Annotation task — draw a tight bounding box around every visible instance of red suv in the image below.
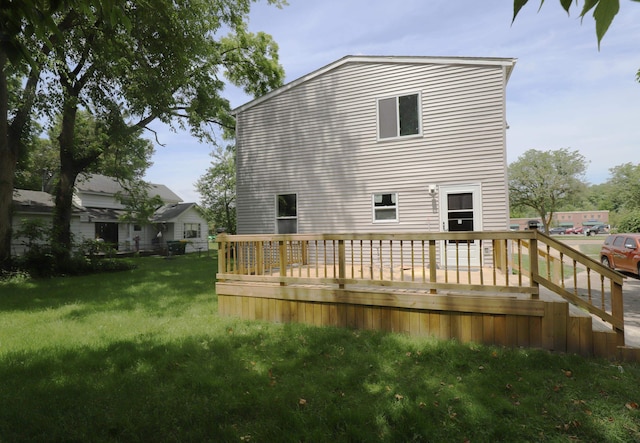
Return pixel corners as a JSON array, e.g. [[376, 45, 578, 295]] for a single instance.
[[600, 234, 640, 277]]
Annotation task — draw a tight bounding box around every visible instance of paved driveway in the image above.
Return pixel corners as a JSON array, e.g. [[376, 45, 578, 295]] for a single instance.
[[547, 235, 640, 348], [620, 272, 640, 348]]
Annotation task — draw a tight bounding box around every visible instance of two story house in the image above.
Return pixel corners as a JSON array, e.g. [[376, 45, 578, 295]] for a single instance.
[[232, 55, 517, 266]]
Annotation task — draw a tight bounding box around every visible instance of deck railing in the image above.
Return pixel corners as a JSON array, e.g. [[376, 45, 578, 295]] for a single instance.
[[511, 232, 625, 343], [216, 231, 625, 344]]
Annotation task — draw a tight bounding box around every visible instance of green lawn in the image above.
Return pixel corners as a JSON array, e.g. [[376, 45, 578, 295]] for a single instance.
[[1, 255, 639, 442]]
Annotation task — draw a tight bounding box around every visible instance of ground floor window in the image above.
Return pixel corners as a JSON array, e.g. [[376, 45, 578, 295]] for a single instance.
[[95, 222, 118, 245], [372, 193, 398, 222], [277, 193, 297, 233], [183, 223, 201, 239]]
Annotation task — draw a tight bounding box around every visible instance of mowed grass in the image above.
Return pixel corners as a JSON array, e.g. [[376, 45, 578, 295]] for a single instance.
[[1, 255, 639, 442]]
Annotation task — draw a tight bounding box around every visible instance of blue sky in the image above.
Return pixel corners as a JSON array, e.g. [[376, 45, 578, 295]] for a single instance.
[[144, 0, 640, 203]]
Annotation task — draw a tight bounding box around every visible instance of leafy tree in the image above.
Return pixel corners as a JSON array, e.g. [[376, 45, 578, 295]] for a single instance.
[[606, 162, 640, 212], [16, 111, 154, 191], [615, 209, 640, 232], [0, 1, 131, 269], [3, 0, 285, 266], [513, 0, 640, 82], [513, 0, 639, 47], [115, 180, 165, 229], [196, 146, 237, 234], [14, 122, 54, 191], [581, 182, 615, 211], [509, 148, 588, 232]]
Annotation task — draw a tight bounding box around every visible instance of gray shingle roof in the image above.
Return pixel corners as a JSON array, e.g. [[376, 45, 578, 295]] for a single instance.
[[13, 189, 85, 215], [151, 203, 197, 223], [12, 189, 55, 213], [76, 174, 183, 203]]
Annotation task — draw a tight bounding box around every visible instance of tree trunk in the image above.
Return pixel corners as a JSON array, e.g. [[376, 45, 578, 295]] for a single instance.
[[0, 52, 17, 269], [0, 150, 17, 269], [0, 47, 41, 269], [52, 100, 80, 261]]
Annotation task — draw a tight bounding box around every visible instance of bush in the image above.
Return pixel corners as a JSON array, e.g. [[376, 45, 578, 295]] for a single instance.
[[615, 209, 640, 233], [14, 246, 57, 278], [10, 244, 137, 279]]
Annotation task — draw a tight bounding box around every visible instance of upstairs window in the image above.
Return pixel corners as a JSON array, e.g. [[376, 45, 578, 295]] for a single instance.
[[377, 93, 421, 140], [373, 193, 398, 222]]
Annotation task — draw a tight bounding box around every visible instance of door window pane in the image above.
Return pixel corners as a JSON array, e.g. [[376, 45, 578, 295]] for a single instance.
[[447, 192, 474, 243], [447, 193, 473, 211]]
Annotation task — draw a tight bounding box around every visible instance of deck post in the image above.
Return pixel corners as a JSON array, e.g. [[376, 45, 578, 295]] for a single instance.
[[301, 240, 308, 265], [338, 239, 346, 289], [611, 280, 625, 346], [279, 240, 287, 286], [429, 239, 437, 294], [529, 236, 540, 299], [217, 235, 227, 276], [255, 241, 264, 275]]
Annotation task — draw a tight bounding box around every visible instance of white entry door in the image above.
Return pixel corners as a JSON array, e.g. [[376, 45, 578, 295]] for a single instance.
[[439, 184, 482, 268]]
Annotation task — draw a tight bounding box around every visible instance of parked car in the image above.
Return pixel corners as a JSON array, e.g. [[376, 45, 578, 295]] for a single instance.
[[549, 227, 566, 235], [566, 226, 584, 235], [600, 233, 640, 277], [585, 224, 608, 236]]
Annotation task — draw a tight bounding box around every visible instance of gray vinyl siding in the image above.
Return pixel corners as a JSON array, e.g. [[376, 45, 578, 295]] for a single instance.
[[236, 60, 511, 234]]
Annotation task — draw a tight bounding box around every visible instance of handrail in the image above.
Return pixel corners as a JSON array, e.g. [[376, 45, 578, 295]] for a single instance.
[[216, 230, 625, 345], [528, 231, 625, 344]]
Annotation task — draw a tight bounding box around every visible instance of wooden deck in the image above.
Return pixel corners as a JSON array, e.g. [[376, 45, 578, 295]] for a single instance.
[[216, 231, 640, 362]]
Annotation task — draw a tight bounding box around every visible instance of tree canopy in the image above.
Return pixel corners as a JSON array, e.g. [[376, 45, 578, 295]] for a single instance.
[[1, 0, 286, 267], [508, 148, 588, 232], [512, 0, 639, 47], [15, 111, 155, 191], [196, 146, 237, 235]]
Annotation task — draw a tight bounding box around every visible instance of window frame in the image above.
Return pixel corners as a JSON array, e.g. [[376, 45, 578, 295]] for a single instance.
[[276, 193, 298, 234], [372, 192, 399, 223], [376, 91, 422, 141], [183, 223, 201, 239]]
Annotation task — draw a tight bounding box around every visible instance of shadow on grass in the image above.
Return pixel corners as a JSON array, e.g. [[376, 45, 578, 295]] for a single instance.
[[0, 321, 634, 442]]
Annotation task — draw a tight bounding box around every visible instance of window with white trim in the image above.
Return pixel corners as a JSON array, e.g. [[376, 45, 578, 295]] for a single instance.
[[373, 193, 398, 222], [276, 193, 297, 233], [183, 223, 201, 239], [377, 93, 421, 139]]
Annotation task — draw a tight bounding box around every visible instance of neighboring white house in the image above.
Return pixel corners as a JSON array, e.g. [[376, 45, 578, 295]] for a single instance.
[[12, 174, 208, 255], [11, 189, 84, 256], [232, 55, 516, 264]]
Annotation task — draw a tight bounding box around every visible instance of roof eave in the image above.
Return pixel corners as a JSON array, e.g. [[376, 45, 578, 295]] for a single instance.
[[231, 55, 518, 116]]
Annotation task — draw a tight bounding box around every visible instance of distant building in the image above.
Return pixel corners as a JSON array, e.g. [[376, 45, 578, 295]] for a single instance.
[[12, 174, 208, 255], [510, 210, 609, 231]]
